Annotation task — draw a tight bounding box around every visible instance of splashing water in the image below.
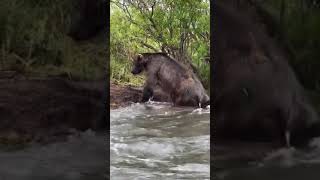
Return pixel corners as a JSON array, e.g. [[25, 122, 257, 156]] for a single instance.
[[214, 135, 320, 180], [110, 101, 210, 179]]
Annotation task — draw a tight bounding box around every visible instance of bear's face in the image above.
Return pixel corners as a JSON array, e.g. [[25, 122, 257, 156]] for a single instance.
[[131, 54, 147, 75]]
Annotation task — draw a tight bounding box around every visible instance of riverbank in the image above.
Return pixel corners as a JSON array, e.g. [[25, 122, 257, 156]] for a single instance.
[[110, 82, 142, 109], [0, 75, 106, 148], [0, 76, 169, 147], [110, 81, 172, 109]]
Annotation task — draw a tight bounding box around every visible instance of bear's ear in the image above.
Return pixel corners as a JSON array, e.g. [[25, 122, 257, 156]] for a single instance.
[[137, 54, 143, 62]]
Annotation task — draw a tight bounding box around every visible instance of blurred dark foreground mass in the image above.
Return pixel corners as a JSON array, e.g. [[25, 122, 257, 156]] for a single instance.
[[0, 77, 106, 146]]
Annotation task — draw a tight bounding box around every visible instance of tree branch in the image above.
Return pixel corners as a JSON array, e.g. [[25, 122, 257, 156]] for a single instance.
[[111, 0, 139, 26], [139, 41, 158, 52]]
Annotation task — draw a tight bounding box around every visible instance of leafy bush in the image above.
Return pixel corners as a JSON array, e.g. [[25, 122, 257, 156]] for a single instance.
[[110, 0, 210, 87]]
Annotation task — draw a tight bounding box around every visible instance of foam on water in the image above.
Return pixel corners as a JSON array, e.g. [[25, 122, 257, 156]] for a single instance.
[[259, 137, 320, 167], [111, 102, 210, 179], [170, 163, 210, 173], [215, 136, 320, 179]]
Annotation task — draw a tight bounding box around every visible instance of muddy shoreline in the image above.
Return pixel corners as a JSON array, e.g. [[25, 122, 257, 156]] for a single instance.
[[110, 82, 143, 109], [0, 76, 160, 147]]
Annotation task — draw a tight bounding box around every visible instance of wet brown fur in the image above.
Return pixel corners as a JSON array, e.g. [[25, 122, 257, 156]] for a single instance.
[[131, 53, 210, 108]]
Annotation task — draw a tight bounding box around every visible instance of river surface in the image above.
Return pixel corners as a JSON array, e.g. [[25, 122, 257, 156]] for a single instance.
[[214, 136, 320, 180], [4, 101, 320, 180], [110, 102, 210, 179], [0, 131, 106, 180]]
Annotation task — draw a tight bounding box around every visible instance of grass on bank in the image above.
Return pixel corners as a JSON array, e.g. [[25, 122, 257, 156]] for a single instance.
[[0, 0, 106, 80], [110, 57, 144, 86]]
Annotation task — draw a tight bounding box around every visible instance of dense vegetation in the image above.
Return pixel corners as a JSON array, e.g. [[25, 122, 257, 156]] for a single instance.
[[110, 0, 210, 88], [252, 0, 320, 91], [0, 0, 106, 80]]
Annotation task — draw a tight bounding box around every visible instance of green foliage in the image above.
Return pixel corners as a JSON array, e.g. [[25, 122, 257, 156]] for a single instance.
[[0, 0, 105, 80], [110, 0, 210, 88], [110, 55, 144, 86]]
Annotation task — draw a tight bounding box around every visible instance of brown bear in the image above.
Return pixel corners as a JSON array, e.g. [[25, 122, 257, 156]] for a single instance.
[[131, 53, 210, 108]]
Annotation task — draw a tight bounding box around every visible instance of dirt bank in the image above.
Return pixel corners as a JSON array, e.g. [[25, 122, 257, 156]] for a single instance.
[[0, 75, 171, 146], [110, 82, 143, 109], [110, 82, 171, 109], [0, 77, 106, 146]]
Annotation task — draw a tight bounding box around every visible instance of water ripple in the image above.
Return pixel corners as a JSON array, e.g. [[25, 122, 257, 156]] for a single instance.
[[111, 103, 210, 179]]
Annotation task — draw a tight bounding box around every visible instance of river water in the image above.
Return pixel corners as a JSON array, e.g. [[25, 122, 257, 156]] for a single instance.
[[214, 136, 320, 180], [3, 101, 320, 180], [110, 102, 210, 179], [0, 131, 106, 180]]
